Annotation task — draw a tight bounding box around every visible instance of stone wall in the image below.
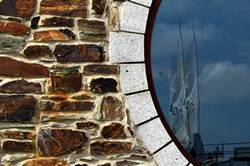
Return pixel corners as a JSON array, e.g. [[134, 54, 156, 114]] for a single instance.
[[0, 0, 156, 165]]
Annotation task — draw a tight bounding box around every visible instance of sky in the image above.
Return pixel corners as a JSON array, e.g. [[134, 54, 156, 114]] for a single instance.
[[152, 0, 250, 155]]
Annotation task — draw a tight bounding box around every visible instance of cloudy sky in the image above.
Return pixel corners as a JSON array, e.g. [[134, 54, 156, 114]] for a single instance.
[[152, 0, 250, 154]]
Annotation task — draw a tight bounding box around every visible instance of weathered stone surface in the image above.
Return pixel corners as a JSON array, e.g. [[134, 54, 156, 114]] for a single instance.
[[98, 164, 111, 166], [38, 128, 88, 156], [23, 45, 52, 59], [78, 20, 106, 42], [92, 0, 107, 15], [101, 123, 126, 139], [31, 16, 40, 29], [90, 141, 133, 155], [54, 45, 104, 63], [109, 7, 119, 31], [0, 34, 25, 53], [34, 29, 75, 42], [0, 21, 30, 36], [116, 160, 141, 166], [0, 0, 36, 19], [90, 78, 118, 94], [60, 101, 94, 112], [0, 57, 49, 78], [39, 100, 56, 111], [51, 67, 82, 93], [0, 80, 42, 94], [2, 140, 34, 152], [101, 96, 124, 121], [76, 121, 99, 130], [40, 0, 87, 18], [0, 95, 36, 122], [84, 65, 119, 75], [22, 158, 69, 166], [0, 130, 34, 140], [78, 20, 106, 34], [41, 17, 74, 27], [71, 92, 93, 100]]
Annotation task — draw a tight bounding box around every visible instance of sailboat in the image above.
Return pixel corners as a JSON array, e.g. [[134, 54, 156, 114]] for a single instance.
[[168, 20, 204, 160]]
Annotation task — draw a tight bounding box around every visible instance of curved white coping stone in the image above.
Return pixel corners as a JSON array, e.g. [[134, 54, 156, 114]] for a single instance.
[[120, 1, 149, 33], [120, 63, 148, 94], [109, 32, 145, 63], [130, 0, 153, 7], [125, 91, 158, 125], [114, 0, 191, 165], [136, 117, 171, 153], [154, 142, 189, 166]]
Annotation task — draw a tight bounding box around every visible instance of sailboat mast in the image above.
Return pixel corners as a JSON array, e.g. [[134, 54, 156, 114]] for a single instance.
[[192, 24, 201, 133], [178, 18, 185, 62]]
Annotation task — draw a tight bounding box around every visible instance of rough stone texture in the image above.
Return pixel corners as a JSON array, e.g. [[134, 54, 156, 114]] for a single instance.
[[90, 78, 118, 94], [2, 140, 34, 152], [101, 123, 126, 139], [0, 80, 42, 94], [40, 0, 87, 18], [54, 44, 104, 63], [90, 141, 133, 155], [0, 0, 36, 19], [0, 0, 157, 165], [41, 17, 74, 27], [38, 128, 88, 156], [100, 96, 124, 121], [51, 67, 82, 93], [0, 130, 34, 139], [34, 30, 75, 42], [76, 121, 99, 130], [22, 158, 69, 166], [84, 65, 119, 75], [0, 21, 30, 36], [23, 45, 52, 59], [0, 34, 25, 53], [78, 19, 106, 41], [60, 101, 94, 112], [92, 0, 107, 15], [0, 57, 49, 78], [0, 95, 36, 122]]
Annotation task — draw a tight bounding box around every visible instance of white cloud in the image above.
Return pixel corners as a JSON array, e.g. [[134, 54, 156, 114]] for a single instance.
[[199, 61, 250, 106]]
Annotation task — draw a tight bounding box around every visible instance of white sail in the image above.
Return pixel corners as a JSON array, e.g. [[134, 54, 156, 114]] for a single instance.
[[169, 41, 190, 149], [184, 33, 199, 150]]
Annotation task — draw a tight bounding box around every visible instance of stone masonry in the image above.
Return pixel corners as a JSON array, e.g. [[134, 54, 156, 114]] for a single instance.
[[0, 0, 157, 166]]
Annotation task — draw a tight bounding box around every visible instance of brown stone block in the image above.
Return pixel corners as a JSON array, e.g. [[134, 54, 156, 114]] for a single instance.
[[60, 101, 94, 112], [92, 0, 107, 15], [34, 29, 75, 42], [76, 121, 99, 130], [100, 96, 124, 121], [21, 158, 69, 166], [84, 64, 119, 75], [0, 80, 42, 94], [77, 20, 106, 34], [0, 57, 49, 78], [51, 67, 82, 93], [38, 128, 88, 156], [0, 0, 36, 19], [0, 130, 34, 140], [23, 45, 52, 59], [90, 78, 118, 94], [90, 141, 133, 155], [0, 21, 30, 36], [2, 140, 34, 152], [40, 0, 87, 18], [41, 17, 74, 27], [101, 123, 126, 139], [54, 44, 104, 63], [0, 95, 36, 122]]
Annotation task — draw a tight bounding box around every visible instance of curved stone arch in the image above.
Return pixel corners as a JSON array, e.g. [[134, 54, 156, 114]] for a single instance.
[[109, 0, 198, 165]]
